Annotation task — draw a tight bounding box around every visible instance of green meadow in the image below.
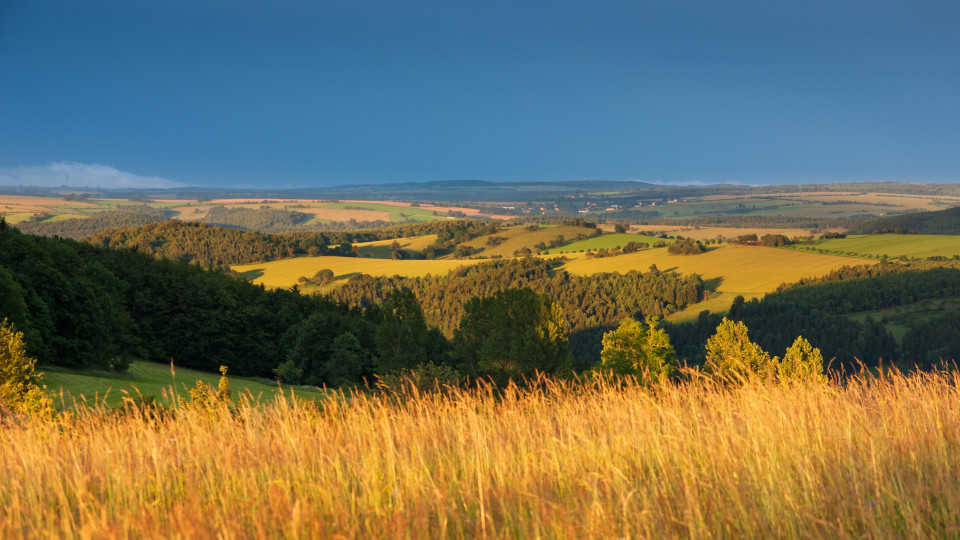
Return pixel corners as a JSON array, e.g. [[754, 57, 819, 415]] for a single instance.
[[547, 233, 666, 254], [805, 234, 960, 259], [41, 360, 326, 409]]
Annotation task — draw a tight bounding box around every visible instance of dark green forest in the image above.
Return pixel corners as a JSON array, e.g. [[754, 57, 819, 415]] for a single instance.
[[0, 220, 578, 386], [14, 206, 172, 239], [666, 264, 960, 369], [83, 219, 498, 267], [325, 257, 704, 365], [846, 205, 960, 235]]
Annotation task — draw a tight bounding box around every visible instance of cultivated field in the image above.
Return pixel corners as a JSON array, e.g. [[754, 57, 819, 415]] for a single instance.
[[807, 234, 960, 259], [6, 372, 960, 537], [0, 194, 504, 226], [353, 235, 440, 258], [233, 255, 482, 289], [546, 233, 664, 254], [604, 191, 960, 220], [650, 226, 821, 241], [42, 361, 323, 409], [460, 224, 594, 257]]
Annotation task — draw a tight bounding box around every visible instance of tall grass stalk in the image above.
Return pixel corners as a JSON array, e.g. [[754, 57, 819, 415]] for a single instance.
[[3, 370, 960, 538]]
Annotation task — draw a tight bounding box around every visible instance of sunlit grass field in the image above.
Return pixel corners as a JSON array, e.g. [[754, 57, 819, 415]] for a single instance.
[[5, 371, 960, 537], [809, 234, 960, 259], [233, 255, 482, 288], [546, 233, 664, 254], [41, 361, 324, 409], [353, 234, 440, 258], [461, 225, 590, 257]]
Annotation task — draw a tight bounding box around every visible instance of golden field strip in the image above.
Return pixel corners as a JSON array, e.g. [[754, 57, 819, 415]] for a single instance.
[[5, 372, 960, 537], [233, 256, 482, 288]]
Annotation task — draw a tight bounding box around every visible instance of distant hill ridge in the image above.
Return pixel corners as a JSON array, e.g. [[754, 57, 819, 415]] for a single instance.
[[846, 205, 960, 235], [13, 206, 170, 239]]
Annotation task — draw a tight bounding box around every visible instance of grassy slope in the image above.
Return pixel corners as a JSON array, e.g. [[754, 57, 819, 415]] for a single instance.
[[6, 373, 960, 537], [41, 360, 324, 408], [559, 244, 865, 321], [812, 234, 960, 258], [461, 225, 590, 257], [352, 234, 439, 258], [547, 233, 664, 254]]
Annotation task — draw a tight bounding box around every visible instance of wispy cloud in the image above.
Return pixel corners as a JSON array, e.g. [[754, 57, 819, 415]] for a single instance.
[[0, 162, 181, 189]]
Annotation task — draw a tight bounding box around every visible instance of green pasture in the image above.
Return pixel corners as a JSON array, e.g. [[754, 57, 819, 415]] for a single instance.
[[42, 360, 326, 409], [2, 212, 34, 224], [548, 233, 666, 254], [812, 234, 960, 259], [462, 224, 588, 257], [845, 297, 960, 344]]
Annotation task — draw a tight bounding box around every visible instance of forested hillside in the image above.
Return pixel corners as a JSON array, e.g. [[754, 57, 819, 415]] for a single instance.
[[200, 206, 314, 232], [326, 257, 704, 363], [13, 206, 171, 239], [846, 205, 960, 234], [84, 219, 498, 267], [0, 218, 371, 379], [667, 264, 960, 368]]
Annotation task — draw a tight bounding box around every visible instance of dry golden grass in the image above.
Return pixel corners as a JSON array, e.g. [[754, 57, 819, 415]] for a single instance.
[[4, 371, 960, 538], [353, 235, 440, 252]]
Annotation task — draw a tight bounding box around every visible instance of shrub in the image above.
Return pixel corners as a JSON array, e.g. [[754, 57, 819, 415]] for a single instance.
[[0, 318, 52, 415]]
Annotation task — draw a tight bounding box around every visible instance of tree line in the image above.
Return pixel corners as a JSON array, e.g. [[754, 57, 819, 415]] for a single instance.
[[13, 206, 172, 239], [82, 219, 499, 268], [324, 257, 704, 365]]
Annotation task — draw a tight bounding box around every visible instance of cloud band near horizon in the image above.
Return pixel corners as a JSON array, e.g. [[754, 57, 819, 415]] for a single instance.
[[0, 162, 181, 189]]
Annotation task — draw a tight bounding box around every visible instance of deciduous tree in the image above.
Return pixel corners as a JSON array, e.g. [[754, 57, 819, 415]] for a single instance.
[[599, 316, 675, 384]]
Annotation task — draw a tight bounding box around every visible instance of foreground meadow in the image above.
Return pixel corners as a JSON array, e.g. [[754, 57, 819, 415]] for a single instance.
[[4, 371, 960, 538]]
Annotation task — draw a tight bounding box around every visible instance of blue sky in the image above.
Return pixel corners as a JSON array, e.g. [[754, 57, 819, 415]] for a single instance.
[[1, 0, 958, 188]]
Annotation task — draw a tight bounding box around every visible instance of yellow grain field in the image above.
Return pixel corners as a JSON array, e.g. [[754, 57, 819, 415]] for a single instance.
[[5, 372, 960, 537], [353, 235, 440, 258], [232, 255, 481, 288]]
